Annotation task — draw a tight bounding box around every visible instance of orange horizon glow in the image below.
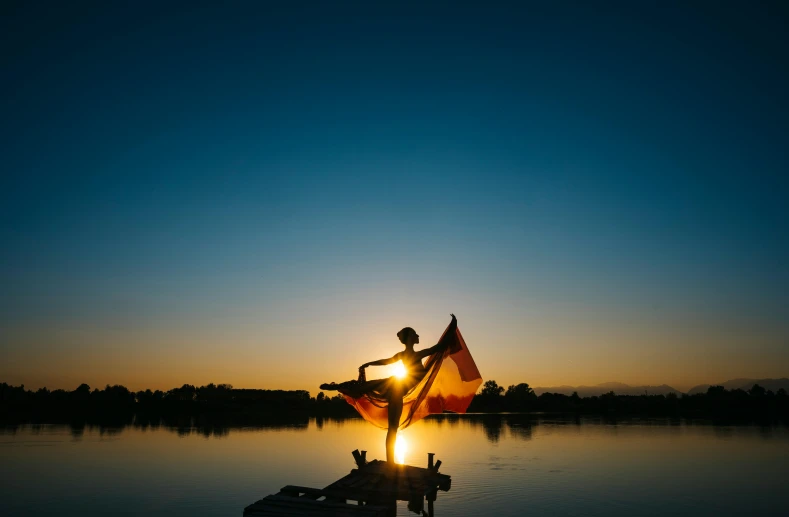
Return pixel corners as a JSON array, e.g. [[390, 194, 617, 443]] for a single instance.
[[2, 312, 787, 395]]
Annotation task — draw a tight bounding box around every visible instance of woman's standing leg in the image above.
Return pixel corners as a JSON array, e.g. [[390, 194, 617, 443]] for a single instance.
[[386, 381, 404, 464]]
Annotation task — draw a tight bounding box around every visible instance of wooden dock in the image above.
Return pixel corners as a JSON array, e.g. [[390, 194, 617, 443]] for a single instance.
[[243, 450, 451, 516]]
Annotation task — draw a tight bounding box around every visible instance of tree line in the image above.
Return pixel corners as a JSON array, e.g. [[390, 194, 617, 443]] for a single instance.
[[0, 382, 357, 424], [2, 379, 788, 424], [468, 380, 789, 419]]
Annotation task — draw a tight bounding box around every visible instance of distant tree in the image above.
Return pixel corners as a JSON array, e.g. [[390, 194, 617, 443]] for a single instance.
[[504, 383, 536, 411], [73, 383, 91, 403], [100, 384, 134, 405], [505, 383, 535, 398], [168, 384, 197, 401], [707, 385, 726, 396], [749, 384, 766, 397], [75, 383, 91, 395], [197, 383, 232, 403], [480, 380, 504, 397]]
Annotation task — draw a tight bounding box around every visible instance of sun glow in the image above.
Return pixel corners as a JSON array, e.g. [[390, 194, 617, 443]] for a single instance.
[[394, 434, 407, 464], [393, 360, 407, 379]]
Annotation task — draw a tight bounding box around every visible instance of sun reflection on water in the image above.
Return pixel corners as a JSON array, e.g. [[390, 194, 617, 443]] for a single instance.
[[395, 434, 407, 464]]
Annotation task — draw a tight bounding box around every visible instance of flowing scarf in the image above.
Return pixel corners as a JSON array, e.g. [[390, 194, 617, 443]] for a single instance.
[[339, 320, 483, 430]]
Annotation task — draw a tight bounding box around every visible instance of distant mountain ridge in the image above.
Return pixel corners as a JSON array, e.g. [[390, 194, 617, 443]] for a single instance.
[[686, 378, 789, 395], [532, 382, 682, 397], [532, 378, 789, 397]]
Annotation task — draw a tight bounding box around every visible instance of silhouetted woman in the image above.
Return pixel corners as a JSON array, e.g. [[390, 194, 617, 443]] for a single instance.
[[321, 314, 457, 464]]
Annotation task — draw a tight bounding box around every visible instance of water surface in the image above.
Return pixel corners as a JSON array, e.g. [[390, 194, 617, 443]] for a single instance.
[[2, 415, 788, 516]]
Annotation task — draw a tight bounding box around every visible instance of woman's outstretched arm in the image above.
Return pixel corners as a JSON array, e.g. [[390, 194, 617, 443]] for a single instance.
[[417, 343, 445, 359], [417, 314, 457, 358], [361, 353, 400, 369]]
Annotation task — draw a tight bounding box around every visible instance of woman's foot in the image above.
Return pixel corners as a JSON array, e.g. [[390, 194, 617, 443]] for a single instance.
[[319, 382, 338, 390]]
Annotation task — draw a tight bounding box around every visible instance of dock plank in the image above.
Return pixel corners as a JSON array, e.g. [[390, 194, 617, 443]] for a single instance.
[[245, 494, 389, 517]]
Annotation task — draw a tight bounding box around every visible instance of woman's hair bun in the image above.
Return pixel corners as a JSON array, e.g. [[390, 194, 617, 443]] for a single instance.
[[397, 327, 415, 342]]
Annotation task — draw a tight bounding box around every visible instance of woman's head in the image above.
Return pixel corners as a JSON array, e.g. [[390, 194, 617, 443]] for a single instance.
[[397, 327, 420, 346]]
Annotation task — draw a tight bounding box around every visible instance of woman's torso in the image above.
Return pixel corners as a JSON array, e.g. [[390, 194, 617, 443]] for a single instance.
[[400, 350, 428, 380]]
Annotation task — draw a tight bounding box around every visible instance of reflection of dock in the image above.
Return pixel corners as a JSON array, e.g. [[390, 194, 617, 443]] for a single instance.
[[243, 450, 451, 516]]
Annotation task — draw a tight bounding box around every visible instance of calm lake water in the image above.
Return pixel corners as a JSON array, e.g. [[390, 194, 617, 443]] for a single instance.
[[2, 415, 788, 516]]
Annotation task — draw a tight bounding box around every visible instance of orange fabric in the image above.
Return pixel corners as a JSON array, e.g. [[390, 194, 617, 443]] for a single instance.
[[340, 321, 483, 430]]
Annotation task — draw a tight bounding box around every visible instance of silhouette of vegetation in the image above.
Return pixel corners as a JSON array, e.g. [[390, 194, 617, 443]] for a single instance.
[[0, 382, 357, 426], [2, 380, 787, 426], [467, 381, 789, 421]]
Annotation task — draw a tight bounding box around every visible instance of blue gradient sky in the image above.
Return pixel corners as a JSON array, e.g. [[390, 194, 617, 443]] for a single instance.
[[2, 2, 788, 392]]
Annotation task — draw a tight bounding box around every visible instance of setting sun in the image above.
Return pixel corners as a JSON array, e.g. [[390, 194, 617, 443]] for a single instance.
[[393, 361, 407, 379]]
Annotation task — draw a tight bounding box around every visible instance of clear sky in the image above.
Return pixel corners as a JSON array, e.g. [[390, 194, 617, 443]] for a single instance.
[[2, 1, 788, 394]]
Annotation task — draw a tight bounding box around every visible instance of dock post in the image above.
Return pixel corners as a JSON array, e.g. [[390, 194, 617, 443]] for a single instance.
[[360, 450, 367, 464], [427, 452, 435, 469], [352, 449, 364, 468], [426, 487, 437, 517]]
